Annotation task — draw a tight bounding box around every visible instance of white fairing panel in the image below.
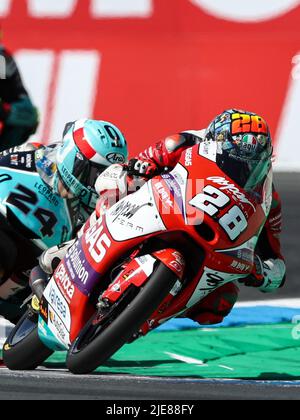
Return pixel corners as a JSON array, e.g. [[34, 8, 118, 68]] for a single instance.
[[105, 182, 166, 241], [43, 278, 71, 349], [186, 266, 247, 308]]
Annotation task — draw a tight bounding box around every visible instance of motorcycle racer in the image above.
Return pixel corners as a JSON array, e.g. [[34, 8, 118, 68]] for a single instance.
[[0, 119, 128, 323], [126, 109, 286, 324], [40, 110, 286, 326]]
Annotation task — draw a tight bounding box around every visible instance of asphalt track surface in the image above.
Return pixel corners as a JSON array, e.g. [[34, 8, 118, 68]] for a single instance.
[[0, 173, 299, 401]]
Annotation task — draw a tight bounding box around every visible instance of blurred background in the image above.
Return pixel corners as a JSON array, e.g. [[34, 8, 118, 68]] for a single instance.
[[0, 0, 300, 171], [0, 0, 299, 297]]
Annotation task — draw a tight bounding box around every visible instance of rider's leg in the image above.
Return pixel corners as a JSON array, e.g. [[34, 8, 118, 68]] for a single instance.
[[184, 282, 239, 325]]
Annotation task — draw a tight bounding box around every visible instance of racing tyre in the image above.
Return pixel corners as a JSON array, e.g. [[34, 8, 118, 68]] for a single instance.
[[3, 310, 53, 370], [67, 263, 178, 374]]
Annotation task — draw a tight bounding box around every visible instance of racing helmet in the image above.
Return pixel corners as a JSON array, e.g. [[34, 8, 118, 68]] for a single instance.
[[204, 109, 273, 191], [37, 119, 128, 208]]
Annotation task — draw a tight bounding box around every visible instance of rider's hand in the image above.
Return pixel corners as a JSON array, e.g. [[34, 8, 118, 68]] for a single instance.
[[127, 158, 159, 178], [241, 255, 265, 288]]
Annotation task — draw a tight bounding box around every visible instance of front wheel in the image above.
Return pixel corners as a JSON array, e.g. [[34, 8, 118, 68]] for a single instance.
[[3, 309, 53, 371], [66, 263, 178, 374]]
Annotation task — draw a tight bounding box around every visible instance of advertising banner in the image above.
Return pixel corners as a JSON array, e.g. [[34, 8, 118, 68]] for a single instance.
[[1, 0, 300, 170]]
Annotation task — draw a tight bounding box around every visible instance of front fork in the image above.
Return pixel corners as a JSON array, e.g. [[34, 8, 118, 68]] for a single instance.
[[101, 248, 185, 336]]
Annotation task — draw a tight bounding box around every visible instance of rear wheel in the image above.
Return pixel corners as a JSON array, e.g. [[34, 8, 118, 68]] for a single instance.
[[3, 309, 53, 371], [66, 263, 177, 374]]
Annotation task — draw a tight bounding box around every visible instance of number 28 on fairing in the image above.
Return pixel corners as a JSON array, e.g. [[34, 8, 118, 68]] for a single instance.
[[189, 186, 248, 241]]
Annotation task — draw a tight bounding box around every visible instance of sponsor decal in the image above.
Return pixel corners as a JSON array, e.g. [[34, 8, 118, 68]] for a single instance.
[[169, 261, 182, 272], [161, 174, 182, 200], [230, 260, 251, 272], [85, 217, 112, 264], [217, 239, 256, 265], [43, 279, 72, 332], [34, 182, 59, 206], [187, 266, 244, 307], [66, 243, 89, 286], [48, 284, 67, 321], [136, 255, 156, 277], [49, 310, 68, 344], [169, 280, 183, 297], [54, 263, 75, 301], [115, 218, 144, 234], [207, 176, 256, 211], [26, 153, 33, 168], [40, 301, 48, 320], [106, 153, 125, 164], [222, 249, 254, 265], [160, 174, 185, 216], [168, 251, 185, 275], [10, 155, 19, 166], [240, 134, 258, 156], [154, 181, 174, 208], [185, 147, 193, 167], [8, 0, 298, 22], [110, 201, 148, 222], [0, 0, 153, 19]]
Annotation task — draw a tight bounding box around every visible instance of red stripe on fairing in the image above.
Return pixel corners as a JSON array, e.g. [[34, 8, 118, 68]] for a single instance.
[[73, 128, 96, 159]]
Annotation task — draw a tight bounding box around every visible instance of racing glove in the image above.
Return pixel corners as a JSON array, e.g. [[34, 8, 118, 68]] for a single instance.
[[127, 132, 197, 178], [243, 254, 286, 293], [127, 158, 160, 178]]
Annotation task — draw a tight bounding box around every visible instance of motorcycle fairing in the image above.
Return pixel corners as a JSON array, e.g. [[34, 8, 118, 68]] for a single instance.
[[39, 144, 274, 350], [102, 255, 157, 302], [38, 278, 72, 351], [138, 146, 273, 328], [102, 249, 185, 304], [105, 181, 167, 242], [185, 265, 246, 308]]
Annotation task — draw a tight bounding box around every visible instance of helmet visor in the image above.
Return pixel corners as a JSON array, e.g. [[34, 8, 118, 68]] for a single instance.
[[59, 152, 108, 196], [216, 148, 272, 193]]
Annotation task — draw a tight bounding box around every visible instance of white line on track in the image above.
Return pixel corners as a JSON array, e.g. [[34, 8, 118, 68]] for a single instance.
[[164, 352, 235, 372], [236, 298, 300, 308]]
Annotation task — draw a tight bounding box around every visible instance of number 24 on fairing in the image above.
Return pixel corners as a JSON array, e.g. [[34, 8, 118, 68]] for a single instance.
[[85, 218, 112, 263]]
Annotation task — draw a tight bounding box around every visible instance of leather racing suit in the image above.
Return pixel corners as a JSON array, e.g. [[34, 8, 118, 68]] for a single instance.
[[40, 130, 286, 325], [127, 130, 286, 324]]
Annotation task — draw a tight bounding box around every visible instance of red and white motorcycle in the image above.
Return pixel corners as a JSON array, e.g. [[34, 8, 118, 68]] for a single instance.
[[3, 143, 273, 374]]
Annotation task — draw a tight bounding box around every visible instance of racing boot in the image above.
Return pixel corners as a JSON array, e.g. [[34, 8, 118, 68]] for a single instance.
[[184, 282, 239, 325]]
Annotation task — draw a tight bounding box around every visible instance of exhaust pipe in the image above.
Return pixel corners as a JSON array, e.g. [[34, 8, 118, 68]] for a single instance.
[[29, 266, 49, 300]]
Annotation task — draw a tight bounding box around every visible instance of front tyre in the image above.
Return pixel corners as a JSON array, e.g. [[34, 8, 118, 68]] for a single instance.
[[67, 264, 178, 374], [3, 310, 53, 371]]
